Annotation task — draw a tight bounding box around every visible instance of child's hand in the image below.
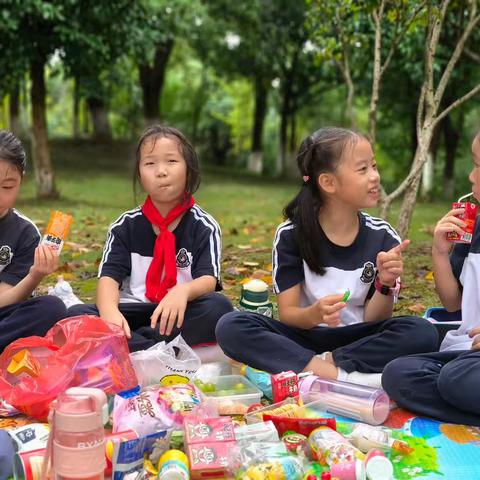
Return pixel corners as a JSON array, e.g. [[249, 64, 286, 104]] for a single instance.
[[151, 284, 189, 336], [102, 309, 131, 338], [469, 326, 480, 350], [30, 244, 59, 280], [376, 240, 409, 286], [433, 208, 466, 254], [310, 294, 346, 328]]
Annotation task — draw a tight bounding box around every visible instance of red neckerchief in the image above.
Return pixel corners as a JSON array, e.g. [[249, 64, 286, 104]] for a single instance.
[[142, 194, 195, 302]]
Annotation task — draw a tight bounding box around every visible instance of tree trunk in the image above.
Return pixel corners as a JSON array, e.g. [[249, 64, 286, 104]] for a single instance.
[[420, 121, 441, 199], [278, 95, 289, 177], [397, 136, 432, 237], [343, 63, 355, 128], [443, 112, 462, 199], [138, 39, 174, 125], [73, 77, 80, 138], [9, 85, 20, 135], [30, 60, 57, 198], [248, 75, 269, 174], [87, 96, 112, 141], [192, 73, 208, 144]]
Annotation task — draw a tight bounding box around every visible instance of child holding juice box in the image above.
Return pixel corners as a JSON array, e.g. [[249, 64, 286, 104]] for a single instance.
[[68, 125, 233, 351], [216, 127, 437, 388], [383, 131, 480, 426], [0, 131, 67, 352]]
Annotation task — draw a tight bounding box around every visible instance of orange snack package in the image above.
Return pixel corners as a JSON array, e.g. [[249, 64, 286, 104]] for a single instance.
[[42, 210, 73, 255]]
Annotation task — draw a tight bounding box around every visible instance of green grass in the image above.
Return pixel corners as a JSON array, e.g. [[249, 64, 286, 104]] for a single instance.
[[16, 140, 447, 314]]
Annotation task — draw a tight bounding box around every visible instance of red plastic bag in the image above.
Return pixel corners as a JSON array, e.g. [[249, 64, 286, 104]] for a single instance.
[[0, 315, 138, 419]]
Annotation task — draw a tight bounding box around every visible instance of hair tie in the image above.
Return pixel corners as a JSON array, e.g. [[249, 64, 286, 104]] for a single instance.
[[302, 175, 309, 184]]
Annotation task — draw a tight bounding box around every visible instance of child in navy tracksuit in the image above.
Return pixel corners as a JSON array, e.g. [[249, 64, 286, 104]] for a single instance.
[[0, 131, 67, 352], [216, 127, 437, 388], [69, 125, 233, 351], [383, 132, 480, 426]]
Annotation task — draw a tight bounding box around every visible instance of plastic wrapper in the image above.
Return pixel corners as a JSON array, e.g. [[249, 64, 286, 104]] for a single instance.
[[234, 421, 279, 444], [41, 210, 73, 255], [112, 430, 171, 480], [0, 316, 138, 420], [229, 442, 307, 480], [308, 426, 365, 466], [113, 387, 175, 437], [130, 335, 200, 388], [113, 384, 200, 436]]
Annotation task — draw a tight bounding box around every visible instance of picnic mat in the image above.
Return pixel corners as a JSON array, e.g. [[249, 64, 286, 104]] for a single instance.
[[2, 409, 480, 479], [334, 407, 480, 480]]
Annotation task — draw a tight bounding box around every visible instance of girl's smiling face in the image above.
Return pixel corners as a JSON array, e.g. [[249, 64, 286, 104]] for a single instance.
[[139, 136, 188, 209], [0, 160, 22, 218], [469, 134, 480, 202], [328, 137, 381, 209]]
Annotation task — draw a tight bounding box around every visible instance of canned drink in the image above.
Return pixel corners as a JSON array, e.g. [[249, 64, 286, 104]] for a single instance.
[[446, 200, 478, 244], [13, 448, 44, 480]]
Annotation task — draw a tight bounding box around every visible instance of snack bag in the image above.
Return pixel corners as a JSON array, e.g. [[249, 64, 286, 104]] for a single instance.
[[42, 210, 73, 255], [112, 387, 175, 437]]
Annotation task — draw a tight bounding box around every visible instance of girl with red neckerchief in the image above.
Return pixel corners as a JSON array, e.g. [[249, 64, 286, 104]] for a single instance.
[[69, 125, 233, 351]]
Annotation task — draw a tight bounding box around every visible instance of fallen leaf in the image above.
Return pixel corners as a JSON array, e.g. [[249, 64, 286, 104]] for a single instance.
[[424, 271, 434, 281], [407, 303, 426, 314], [252, 269, 271, 278], [225, 267, 240, 276], [237, 245, 252, 250], [266, 263, 273, 272], [243, 261, 260, 267], [261, 275, 273, 286]]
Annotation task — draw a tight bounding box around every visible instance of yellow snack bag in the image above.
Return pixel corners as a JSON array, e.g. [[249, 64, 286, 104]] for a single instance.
[[42, 210, 73, 255]]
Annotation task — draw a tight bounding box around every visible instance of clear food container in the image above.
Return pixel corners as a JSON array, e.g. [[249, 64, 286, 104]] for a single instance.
[[196, 375, 262, 415]]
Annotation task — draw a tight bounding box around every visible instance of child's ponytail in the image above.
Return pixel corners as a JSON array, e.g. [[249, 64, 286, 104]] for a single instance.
[[284, 127, 364, 275]]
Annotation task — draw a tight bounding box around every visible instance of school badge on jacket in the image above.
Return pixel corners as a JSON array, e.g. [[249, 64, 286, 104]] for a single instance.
[[0, 245, 13, 272], [176, 248, 191, 268], [360, 261, 375, 284]]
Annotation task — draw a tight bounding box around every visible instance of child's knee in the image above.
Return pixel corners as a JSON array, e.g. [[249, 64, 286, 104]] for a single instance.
[[206, 293, 234, 318], [398, 317, 439, 352], [215, 311, 244, 348], [37, 295, 68, 322], [382, 356, 421, 402], [437, 360, 480, 410]]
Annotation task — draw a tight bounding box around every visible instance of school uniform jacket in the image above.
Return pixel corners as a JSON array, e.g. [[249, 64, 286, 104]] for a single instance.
[[99, 205, 222, 303], [0, 209, 41, 286], [272, 212, 400, 326], [442, 218, 480, 351]]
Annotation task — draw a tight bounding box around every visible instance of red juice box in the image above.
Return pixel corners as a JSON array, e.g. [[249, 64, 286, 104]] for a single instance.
[[271, 371, 299, 403], [447, 194, 478, 244], [184, 416, 236, 444], [187, 441, 236, 479]]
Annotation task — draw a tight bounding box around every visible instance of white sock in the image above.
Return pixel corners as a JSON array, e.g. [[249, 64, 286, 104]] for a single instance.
[[316, 351, 331, 361], [336, 368, 383, 389]]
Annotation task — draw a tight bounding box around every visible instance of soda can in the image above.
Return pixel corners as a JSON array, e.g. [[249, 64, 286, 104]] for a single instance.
[[447, 198, 478, 244]]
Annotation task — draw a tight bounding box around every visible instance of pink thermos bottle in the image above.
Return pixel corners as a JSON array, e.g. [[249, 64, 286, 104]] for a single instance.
[[43, 387, 107, 480]]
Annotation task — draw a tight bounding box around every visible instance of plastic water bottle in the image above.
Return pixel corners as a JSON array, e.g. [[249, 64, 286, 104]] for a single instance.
[[238, 279, 273, 317], [50, 387, 107, 480]]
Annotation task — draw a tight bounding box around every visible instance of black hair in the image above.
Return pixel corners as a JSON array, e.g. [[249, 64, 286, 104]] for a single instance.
[[134, 124, 200, 199], [284, 127, 366, 275], [0, 130, 26, 176]]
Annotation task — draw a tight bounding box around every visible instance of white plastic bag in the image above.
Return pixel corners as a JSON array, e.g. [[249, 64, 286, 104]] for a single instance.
[[129, 335, 201, 388]]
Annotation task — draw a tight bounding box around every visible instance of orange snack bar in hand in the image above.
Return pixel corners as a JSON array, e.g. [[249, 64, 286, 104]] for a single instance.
[[42, 210, 73, 255]]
